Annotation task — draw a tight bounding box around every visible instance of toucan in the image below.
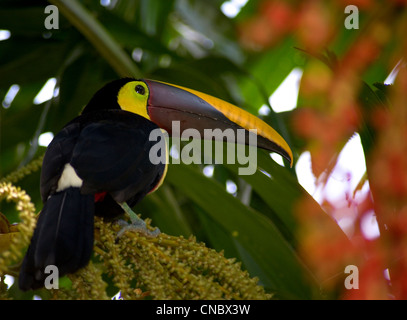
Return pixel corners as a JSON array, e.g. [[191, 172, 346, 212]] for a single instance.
[[18, 78, 293, 291]]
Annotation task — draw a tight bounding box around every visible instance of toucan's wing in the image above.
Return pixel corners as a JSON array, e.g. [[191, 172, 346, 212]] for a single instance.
[[41, 110, 166, 205], [40, 122, 81, 202], [70, 111, 167, 204]]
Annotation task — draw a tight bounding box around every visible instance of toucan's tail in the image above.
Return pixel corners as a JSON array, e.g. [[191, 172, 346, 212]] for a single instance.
[[19, 187, 94, 291]]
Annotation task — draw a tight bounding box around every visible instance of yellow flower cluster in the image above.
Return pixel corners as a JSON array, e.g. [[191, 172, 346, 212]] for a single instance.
[[91, 218, 271, 299], [48, 217, 271, 300], [0, 182, 36, 275]]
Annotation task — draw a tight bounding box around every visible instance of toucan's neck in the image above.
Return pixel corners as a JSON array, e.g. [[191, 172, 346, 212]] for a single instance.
[[82, 78, 135, 114]]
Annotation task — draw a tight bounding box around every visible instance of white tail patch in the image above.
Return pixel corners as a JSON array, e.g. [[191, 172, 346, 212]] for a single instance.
[[57, 163, 83, 191]]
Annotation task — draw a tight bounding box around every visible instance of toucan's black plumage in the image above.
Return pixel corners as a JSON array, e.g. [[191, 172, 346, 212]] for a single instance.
[[19, 78, 293, 291], [19, 80, 166, 290], [20, 109, 166, 290]]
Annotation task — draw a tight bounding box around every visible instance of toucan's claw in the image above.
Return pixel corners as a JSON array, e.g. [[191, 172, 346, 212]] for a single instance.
[[117, 202, 161, 238]]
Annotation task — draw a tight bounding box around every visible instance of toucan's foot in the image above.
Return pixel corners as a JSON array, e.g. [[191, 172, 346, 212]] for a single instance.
[[116, 219, 161, 238], [117, 202, 160, 238]]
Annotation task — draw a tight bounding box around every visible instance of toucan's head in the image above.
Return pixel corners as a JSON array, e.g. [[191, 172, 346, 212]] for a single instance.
[[83, 78, 293, 166]]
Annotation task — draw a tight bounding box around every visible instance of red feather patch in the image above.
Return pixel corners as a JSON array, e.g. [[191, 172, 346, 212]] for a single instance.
[[94, 192, 107, 202]]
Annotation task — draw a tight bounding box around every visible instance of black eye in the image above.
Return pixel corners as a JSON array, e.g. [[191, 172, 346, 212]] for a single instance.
[[135, 84, 145, 95]]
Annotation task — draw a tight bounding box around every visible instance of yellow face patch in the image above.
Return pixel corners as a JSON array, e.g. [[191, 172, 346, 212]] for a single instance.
[[117, 81, 150, 120]]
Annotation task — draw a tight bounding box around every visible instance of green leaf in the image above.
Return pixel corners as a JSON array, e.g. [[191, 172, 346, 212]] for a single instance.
[[138, 185, 193, 237], [239, 37, 301, 114], [165, 162, 319, 299], [49, 0, 141, 78]]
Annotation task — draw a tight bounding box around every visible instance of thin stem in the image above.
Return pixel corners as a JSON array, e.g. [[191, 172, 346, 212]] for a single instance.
[[49, 0, 142, 78]]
